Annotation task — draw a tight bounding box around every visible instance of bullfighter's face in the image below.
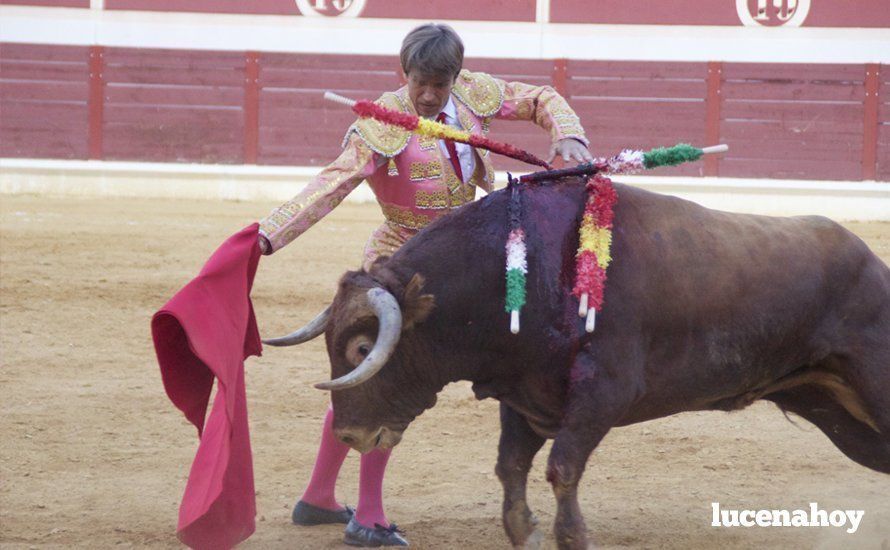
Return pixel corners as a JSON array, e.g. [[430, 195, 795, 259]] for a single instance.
[[317, 270, 436, 453], [406, 70, 456, 118]]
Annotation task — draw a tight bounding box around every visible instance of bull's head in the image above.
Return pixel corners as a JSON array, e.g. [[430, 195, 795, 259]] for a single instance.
[[265, 266, 436, 453]]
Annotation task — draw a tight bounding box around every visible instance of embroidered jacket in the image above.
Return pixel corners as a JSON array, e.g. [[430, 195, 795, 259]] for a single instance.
[[259, 69, 588, 253]]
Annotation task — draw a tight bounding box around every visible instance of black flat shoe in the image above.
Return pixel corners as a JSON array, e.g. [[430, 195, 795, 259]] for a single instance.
[[291, 500, 354, 526], [344, 517, 409, 547]]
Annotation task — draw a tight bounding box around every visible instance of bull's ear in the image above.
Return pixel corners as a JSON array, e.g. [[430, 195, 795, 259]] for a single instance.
[[402, 273, 435, 330]]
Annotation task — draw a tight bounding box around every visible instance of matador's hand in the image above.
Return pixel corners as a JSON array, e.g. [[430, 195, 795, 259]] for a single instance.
[[258, 235, 270, 255], [548, 138, 594, 165]]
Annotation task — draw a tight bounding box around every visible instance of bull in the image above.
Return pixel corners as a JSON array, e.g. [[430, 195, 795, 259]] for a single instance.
[[267, 179, 890, 549]]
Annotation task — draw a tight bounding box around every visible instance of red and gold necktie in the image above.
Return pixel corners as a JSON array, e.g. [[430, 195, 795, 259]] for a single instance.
[[436, 112, 463, 182]]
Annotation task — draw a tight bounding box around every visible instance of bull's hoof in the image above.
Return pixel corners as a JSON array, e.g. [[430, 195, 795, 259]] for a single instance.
[[555, 534, 591, 550], [504, 502, 539, 547], [515, 529, 543, 550]]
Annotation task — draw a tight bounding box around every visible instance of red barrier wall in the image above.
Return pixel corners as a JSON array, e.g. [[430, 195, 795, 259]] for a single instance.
[[1, 43, 885, 181], [464, 58, 557, 173], [1, 0, 89, 7], [566, 61, 709, 177], [258, 53, 402, 165], [876, 66, 890, 181], [719, 63, 866, 180], [0, 43, 90, 159], [101, 48, 247, 163], [550, 0, 890, 28], [6, 0, 884, 27], [99, 0, 537, 20]]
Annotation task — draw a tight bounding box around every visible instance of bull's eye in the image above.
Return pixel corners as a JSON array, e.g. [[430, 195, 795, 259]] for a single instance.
[[345, 336, 375, 367]]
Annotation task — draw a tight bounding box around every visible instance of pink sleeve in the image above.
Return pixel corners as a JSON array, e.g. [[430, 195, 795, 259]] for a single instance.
[[496, 79, 589, 147], [259, 134, 378, 253]]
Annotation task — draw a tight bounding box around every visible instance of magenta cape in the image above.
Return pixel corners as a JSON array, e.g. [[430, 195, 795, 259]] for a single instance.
[[151, 224, 263, 549]]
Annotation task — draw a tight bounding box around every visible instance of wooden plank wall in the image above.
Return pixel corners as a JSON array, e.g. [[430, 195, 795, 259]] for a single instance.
[[0, 43, 886, 182], [568, 60, 708, 176], [720, 63, 865, 180], [0, 43, 90, 159], [259, 53, 402, 166], [876, 66, 890, 181], [465, 58, 557, 172], [1, 0, 89, 7], [102, 48, 246, 163]]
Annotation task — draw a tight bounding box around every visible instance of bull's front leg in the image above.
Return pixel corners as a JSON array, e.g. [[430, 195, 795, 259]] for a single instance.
[[496, 403, 546, 549], [547, 350, 635, 549], [546, 429, 599, 549]]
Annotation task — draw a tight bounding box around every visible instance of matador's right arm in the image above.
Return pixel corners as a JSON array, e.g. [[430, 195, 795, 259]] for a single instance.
[[259, 133, 379, 254]]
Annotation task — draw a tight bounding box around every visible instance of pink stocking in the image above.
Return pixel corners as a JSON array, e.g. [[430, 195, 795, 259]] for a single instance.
[[299, 406, 349, 511], [354, 447, 392, 528]]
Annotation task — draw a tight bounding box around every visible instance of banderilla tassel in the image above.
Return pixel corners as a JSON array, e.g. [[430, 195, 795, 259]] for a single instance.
[[324, 91, 551, 169]]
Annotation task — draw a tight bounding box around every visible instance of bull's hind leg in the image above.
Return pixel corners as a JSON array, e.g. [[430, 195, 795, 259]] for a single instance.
[[789, 250, 890, 472], [766, 384, 890, 474], [771, 325, 890, 474], [496, 403, 546, 549], [546, 350, 637, 550]]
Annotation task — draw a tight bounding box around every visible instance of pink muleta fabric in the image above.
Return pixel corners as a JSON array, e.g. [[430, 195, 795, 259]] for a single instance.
[[151, 224, 262, 549]]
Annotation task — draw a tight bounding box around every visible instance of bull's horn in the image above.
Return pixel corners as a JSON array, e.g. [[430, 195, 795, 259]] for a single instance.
[[314, 288, 402, 391], [263, 306, 331, 346]]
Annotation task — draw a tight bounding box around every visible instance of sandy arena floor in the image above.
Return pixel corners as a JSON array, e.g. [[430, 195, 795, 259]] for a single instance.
[[1, 194, 888, 549]]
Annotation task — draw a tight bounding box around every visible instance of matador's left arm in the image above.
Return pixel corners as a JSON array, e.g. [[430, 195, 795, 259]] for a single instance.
[[495, 79, 589, 148]]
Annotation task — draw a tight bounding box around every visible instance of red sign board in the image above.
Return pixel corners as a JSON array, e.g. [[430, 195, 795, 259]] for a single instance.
[[100, 0, 536, 21], [5, 0, 888, 27], [102, 0, 297, 15], [1, 0, 89, 7], [551, 0, 890, 28]]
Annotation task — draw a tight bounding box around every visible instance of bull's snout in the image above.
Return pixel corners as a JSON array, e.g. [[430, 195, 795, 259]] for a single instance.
[[334, 426, 402, 453]]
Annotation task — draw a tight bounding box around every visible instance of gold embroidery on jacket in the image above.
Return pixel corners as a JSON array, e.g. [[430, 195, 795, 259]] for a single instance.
[[456, 103, 476, 135], [441, 170, 461, 194], [380, 203, 436, 229], [259, 134, 374, 241], [557, 120, 585, 137], [452, 183, 475, 207], [415, 190, 450, 209], [443, 170, 476, 207], [409, 160, 443, 181], [418, 135, 437, 151], [342, 92, 411, 156], [547, 102, 585, 136], [513, 101, 535, 119], [452, 69, 505, 117]]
